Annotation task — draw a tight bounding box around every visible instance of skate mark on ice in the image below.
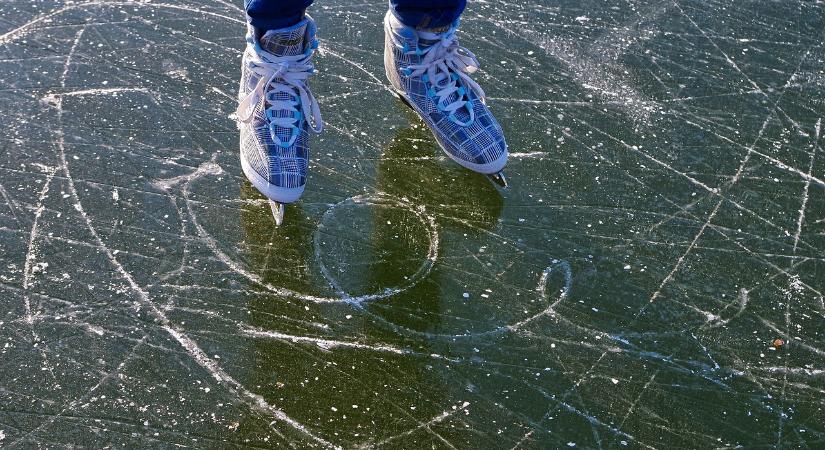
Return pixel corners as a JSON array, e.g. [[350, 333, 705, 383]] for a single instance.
[[22, 17, 340, 448], [351, 260, 574, 340], [182, 175, 441, 305], [177, 157, 574, 339]]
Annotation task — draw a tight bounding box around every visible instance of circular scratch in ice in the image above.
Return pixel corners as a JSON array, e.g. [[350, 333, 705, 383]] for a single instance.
[[183, 164, 439, 305], [180, 163, 576, 340], [351, 260, 574, 340], [312, 193, 439, 303]]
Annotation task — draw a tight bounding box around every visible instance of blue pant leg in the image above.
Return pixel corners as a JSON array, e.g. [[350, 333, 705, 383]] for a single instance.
[[245, 0, 314, 35], [389, 0, 467, 29]]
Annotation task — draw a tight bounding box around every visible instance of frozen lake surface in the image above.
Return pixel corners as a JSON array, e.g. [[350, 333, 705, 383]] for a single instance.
[[1, 0, 824, 447]]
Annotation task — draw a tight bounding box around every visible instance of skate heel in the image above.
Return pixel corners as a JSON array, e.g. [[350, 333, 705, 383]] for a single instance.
[[392, 90, 414, 111], [487, 171, 508, 188]]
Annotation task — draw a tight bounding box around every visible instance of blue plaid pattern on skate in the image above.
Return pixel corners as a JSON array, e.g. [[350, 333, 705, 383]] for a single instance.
[[383, 13, 507, 173], [238, 20, 317, 191]]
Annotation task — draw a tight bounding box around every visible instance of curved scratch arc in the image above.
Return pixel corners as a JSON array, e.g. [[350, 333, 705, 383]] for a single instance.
[[182, 176, 440, 305], [37, 17, 338, 450]]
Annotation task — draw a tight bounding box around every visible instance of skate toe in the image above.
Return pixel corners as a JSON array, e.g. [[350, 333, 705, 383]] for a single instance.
[[241, 154, 306, 204]]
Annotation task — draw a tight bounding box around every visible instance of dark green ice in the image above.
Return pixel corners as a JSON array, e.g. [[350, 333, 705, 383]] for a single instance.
[[1, 0, 824, 448]]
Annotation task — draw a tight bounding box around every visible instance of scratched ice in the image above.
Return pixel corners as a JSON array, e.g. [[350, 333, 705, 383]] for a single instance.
[[1, 0, 824, 447]]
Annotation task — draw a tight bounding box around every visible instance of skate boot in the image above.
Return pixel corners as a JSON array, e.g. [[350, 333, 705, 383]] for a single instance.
[[236, 17, 323, 225], [383, 11, 508, 187]]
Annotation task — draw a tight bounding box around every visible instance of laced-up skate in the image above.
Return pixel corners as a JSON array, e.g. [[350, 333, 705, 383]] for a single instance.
[[237, 17, 323, 225], [383, 12, 508, 187]]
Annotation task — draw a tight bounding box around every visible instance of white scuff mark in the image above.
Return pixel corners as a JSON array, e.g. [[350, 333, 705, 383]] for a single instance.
[[20, 160, 59, 384], [793, 118, 819, 252], [507, 260, 573, 332], [759, 367, 825, 377], [365, 401, 471, 448], [43, 87, 149, 104], [243, 328, 410, 355], [705, 288, 750, 329]]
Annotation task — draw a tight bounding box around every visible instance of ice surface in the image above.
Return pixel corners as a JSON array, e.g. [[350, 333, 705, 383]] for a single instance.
[[1, 0, 824, 448]]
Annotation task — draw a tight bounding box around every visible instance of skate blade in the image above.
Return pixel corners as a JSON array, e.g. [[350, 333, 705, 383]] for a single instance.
[[487, 171, 508, 188], [392, 91, 414, 111], [269, 200, 285, 226]]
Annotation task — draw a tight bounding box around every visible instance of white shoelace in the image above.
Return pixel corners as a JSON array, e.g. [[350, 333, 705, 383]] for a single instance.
[[403, 29, 485, 126], [236, 46, 323, 148]]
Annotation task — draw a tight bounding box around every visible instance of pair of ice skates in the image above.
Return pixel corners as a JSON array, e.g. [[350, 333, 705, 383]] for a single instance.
[[237, 11, 508, 225]]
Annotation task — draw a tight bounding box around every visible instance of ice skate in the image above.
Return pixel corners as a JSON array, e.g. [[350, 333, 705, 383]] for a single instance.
[[236, 16, 322, 225], [383, 11, 508, 188]]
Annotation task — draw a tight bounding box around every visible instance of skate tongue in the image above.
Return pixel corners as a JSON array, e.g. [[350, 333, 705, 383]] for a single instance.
[[423, 24, 451, 33], [417, 31, 446, 49], [259, 20, 310, 57], [418, 30, 473, 124], [418, 26, 450, 47]]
